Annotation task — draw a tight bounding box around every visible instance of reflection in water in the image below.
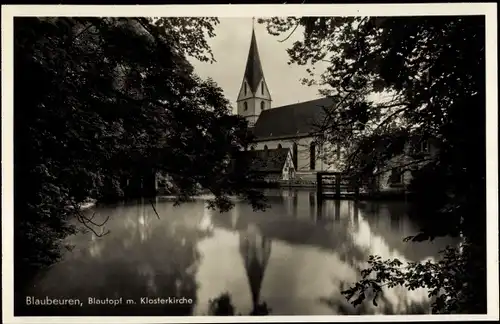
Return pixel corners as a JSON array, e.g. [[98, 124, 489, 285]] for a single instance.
[[18, 189, 458, 316], [389, 205, 402, 231], [239, 225, 272, 314], [334, 200, 341, 222], [293, 192, 298, 218], [17, 199, 210, 316], [309, 192, 316, 221]]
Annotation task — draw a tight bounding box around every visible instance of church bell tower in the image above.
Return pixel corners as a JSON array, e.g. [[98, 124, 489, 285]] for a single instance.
[[236, 20, 272, 127]]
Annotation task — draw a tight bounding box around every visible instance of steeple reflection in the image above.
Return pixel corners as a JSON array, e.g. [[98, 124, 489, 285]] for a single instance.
[[238, 224, 272, 314]]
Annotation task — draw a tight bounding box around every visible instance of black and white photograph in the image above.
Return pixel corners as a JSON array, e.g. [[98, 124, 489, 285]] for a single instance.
[[1, 3, 498, 323]]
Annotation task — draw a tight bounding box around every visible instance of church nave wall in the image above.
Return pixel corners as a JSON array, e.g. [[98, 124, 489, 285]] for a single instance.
[[253, 137, 341, 172]]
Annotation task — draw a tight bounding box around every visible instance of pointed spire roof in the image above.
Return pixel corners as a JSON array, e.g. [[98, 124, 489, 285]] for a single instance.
[[243, 25, 264, 94]]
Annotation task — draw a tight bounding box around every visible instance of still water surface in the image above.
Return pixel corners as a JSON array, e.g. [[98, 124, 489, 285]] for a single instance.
[[21, 189, 457, 316]]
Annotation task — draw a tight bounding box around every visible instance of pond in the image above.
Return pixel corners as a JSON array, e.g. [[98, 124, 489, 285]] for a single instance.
[[17, 189, 457, 316]]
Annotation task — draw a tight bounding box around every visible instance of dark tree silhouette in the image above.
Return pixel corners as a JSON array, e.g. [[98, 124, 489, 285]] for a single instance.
[[14, 17, 265, 292], [260, 16, 486, 314]]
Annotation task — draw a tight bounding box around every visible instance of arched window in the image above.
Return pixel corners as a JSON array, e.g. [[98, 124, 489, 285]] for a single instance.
[[390, 168, 403, 184], [261, 81, 264, 95], [264, 145, 268, 150], [244, 82, 247, 95], [277, 144, 282, 149], [292, 143, 298, 168], [310, 142, 316, 170], [243, 102, 248, 111], [260, 101, 265, 111]]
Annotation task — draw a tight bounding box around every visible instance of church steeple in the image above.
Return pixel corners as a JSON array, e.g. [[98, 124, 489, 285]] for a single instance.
[[236, 19, 272, 127], [244, 26, 264, 94]]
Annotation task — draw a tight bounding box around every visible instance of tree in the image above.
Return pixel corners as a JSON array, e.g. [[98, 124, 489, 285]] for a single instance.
[[208, 293, 271, 315], [260, 16, 486, 313], [14, 17, 265, 287]]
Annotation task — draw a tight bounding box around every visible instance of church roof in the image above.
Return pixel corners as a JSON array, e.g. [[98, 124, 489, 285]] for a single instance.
[[243, 28, 264, 94], [252, 97, 335, 140], [236, 148, 291, 173]]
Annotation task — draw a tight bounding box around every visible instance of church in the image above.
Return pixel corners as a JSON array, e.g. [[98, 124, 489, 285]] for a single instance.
[[233, 25, 437, 190], [158, 24, 437, 193], [234, 26, 339, 183]]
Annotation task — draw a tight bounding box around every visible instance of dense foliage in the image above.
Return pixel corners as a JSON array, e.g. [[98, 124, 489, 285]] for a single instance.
[[208, 293, 271, 315], [14, 17, 265, 284], [260, 16, 486, 313]]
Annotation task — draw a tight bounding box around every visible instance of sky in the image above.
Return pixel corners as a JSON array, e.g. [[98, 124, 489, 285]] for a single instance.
[[189, 17, 329, 114]]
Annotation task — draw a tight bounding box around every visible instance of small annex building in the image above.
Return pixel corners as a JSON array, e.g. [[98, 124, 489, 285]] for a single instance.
[[237, 147, 296, 182]]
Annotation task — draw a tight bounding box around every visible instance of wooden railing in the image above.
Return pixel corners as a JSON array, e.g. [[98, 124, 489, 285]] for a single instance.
[[316, 171, 366, 201]]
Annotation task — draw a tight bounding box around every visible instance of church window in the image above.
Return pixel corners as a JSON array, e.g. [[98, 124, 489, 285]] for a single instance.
[[277, 144, 282, 149], [420, 140, 431, 153], [244, 102, 248, 111], [244, 82, 247, 95], [260, 101, 265, 111], [389, 168, 403, 184], [261, 81, 264, 95], [310, 142, 316, 170], [292, 143, 298, 168]]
